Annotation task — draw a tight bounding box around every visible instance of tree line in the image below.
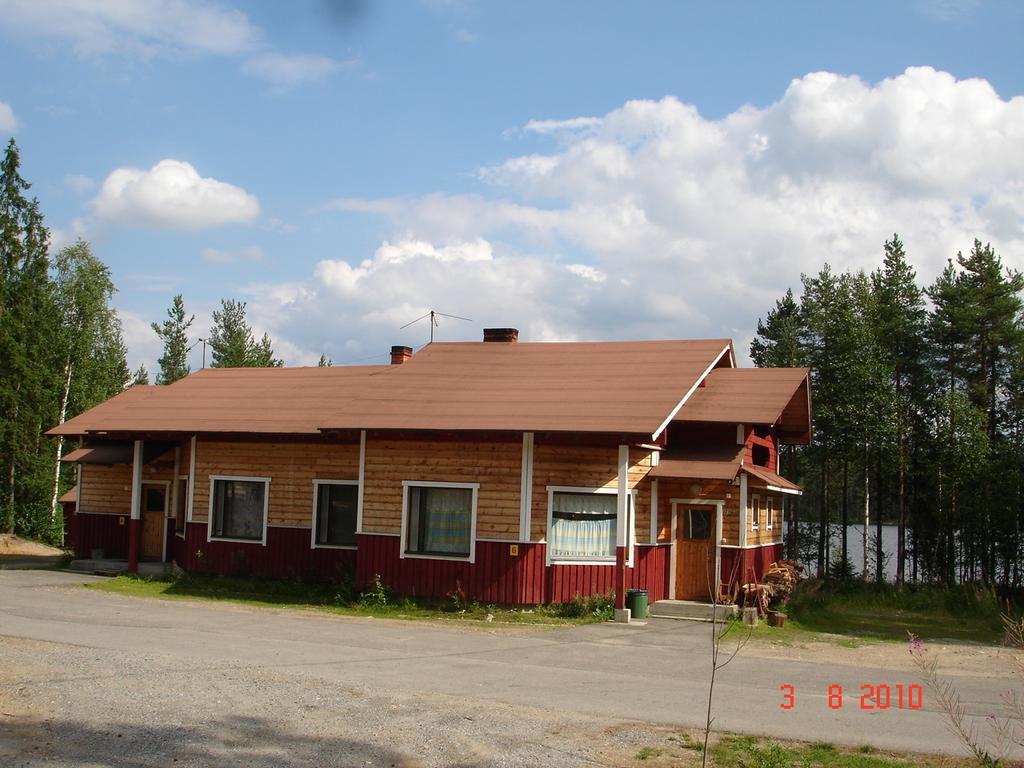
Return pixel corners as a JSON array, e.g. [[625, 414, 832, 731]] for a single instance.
[[753, 235, 1023, 589], [0, 140, 284, 542]]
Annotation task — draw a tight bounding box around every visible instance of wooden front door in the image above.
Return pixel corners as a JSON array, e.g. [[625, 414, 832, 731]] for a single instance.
[[140, 484, 166, 561], [675, 506, 715, 601]]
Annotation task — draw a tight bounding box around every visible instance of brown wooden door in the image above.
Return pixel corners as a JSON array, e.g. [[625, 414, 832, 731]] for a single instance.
[[675, 506, 715, 601], [141, 484, 166, 561]]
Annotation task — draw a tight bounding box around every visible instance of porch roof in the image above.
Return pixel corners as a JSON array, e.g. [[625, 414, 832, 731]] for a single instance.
[[648, 445, 743, 481], [742, 464, 803, 495]]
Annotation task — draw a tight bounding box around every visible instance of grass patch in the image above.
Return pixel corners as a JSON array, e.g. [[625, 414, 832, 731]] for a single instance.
[[631, 731, 973, 767], [84, 573, 613, 627], [783, 580, 1009, 644]]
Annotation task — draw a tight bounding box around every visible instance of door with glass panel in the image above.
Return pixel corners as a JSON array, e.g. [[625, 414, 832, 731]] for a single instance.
[[675, 506, 715, 600]]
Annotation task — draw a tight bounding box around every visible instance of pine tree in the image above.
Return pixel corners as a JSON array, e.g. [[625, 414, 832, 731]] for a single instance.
[[750, 289, 802, 368], [151, 294, 194, 384], [209, 299, 283, 368], [318, 354, 332, 367], [132, 364, 150, 385], [0, 139, 53, 535], [871, 235, 927, 586]]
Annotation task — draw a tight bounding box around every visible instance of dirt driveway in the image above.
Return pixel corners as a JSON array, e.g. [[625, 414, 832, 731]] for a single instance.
[[0, 571, 1016, 766]]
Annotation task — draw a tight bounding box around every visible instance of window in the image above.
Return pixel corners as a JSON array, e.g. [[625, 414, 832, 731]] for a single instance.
[[209, 477, 268, 543], [766, 496, 774, 530], [685, 508, 712, 540], [313, 481, 358, 547], [174, 478, 188, 535], [751, 493, 760, 531], [752, 444, 770, 467], [550, 491, 617, 561], [403, 483, 476, 559]]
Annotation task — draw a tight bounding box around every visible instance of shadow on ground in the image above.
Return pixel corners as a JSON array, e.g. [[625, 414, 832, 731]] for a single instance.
[[1, 712, 473, 768]]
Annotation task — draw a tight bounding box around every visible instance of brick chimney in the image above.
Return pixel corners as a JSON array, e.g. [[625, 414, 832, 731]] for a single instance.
[[390, 345, 413, 365], [483, 328, 519, 343]]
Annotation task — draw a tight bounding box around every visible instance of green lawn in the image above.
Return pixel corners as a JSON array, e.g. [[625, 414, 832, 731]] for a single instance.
[[85, 573, 612, 628], [633, 732, 973, 767], [743, 580, 1010, 645]]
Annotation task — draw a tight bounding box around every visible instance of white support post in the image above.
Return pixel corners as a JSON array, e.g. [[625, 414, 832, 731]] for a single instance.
[[356, 430, 366, 533], [186, 436, 197, 522], [649, 479, 659, 545], [739, 471, 748, 548], [170, 447, 181, 520], [519, 432, 534, 542], [616, 445, 629, 548], [130, 440, 143, 521]]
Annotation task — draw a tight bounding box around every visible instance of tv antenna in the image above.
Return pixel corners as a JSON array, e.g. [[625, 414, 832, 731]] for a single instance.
[[400, 309, 472, 343]]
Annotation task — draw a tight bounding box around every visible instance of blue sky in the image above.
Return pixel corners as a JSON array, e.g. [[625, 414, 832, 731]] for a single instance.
[[1, 0, 1022, 370]]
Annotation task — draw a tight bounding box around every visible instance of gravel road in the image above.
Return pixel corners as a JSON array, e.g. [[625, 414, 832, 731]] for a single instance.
[[1, 635, 675, 767], [0, 570, 1015, 766]]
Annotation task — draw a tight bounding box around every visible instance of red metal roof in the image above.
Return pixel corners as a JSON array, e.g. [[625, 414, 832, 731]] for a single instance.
[[48, 339, 733, 438], [48, 366, 388, 437], [58, 486, 78, 503], [319, 340, 733, 435], [675, 367, 811, 443]]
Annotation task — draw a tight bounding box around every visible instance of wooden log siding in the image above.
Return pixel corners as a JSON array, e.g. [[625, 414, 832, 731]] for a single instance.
[[653, 478, 741, 545], [746, 489, 783, 546], [361, 439, 522, 538], [529, 443, 653, 542], [78, 463, 132, 515], [78, 458, 175, 515], [190, 440, 360, 527]]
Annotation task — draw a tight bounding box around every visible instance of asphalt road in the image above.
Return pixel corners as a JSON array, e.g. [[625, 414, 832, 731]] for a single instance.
[[0, 570, 1015, 763]]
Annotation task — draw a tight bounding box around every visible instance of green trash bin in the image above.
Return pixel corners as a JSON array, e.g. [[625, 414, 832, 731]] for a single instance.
[[626, 588, 648, 619]]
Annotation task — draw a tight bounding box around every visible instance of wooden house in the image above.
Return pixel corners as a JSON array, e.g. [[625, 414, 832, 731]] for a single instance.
[[48, 329, 810, 609]]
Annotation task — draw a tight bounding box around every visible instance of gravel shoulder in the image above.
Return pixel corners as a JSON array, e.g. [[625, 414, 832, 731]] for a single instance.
[[0, 635, 676, 768]]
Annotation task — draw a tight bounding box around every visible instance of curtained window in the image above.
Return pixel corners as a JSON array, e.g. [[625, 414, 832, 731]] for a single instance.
[[314, 482, 358, 547], [550, 492, 617, 561], [211, 478, 267, 542], [405, 485, 473, 558]]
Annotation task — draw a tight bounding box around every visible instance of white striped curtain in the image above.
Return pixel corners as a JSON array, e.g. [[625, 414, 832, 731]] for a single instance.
[[550, 492, 617, 559]]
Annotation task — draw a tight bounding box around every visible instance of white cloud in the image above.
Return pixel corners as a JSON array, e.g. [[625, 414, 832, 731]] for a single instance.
[[0, 1, 347, 89], [121, 67, 1024, 368], [63, 174, 95, 195], [0, 101, 18, 132], [202, 245, 264, 264], [0, 0, 260, 58], [242, 52, 350, 87], [92, 159, 260, 230]]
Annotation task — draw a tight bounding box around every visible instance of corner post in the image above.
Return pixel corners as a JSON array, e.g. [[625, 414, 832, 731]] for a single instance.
[[127, 439, 143, 573], [615, 445, 629, 617]]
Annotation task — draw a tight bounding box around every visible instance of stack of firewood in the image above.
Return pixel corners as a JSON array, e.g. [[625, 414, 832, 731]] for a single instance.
[[763, 559, 803, 604], [739, 560, 803, 615]]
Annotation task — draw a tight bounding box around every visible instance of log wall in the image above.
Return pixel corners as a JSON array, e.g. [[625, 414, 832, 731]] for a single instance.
[[361, 438, 522, 539], [190, 439, 360, 527]]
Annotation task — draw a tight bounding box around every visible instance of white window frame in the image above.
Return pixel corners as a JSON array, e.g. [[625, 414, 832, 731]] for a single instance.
[[173, 475, 189, 540], [766, 495, 774, 531], [545, 485, 635, 567], [311, 479, 359, 550], [400, 480, 479, 563], [751, 493, 760, 532], [207, 475, 270, 546]]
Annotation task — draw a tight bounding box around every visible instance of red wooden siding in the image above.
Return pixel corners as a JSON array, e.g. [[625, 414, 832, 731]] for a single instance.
[[742, 428, 779, 474], [72, 512, 129, 559], [356, 535, 547, 604], [177, 522, 356, 581], [720, 543, 784, 587], [357, 534, 670, 605]]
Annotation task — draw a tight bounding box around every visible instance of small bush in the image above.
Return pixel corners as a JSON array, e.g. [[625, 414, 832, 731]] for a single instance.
[[359, 574, 393, 608], [547, 591, 614, 620]]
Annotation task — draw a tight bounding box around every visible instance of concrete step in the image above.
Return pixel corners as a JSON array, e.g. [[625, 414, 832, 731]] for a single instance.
[[649, 600, 737, 622]]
